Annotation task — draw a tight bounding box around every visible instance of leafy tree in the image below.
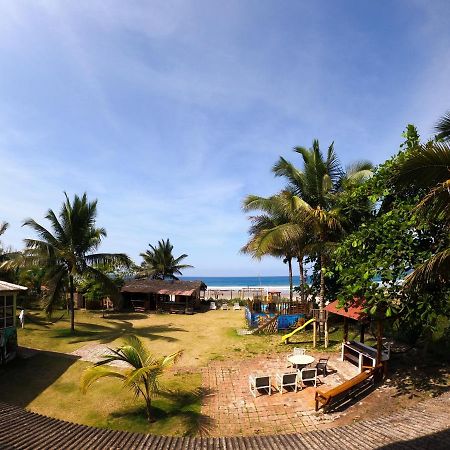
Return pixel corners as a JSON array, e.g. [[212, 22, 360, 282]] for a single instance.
[[138, 239, 193, 280], [21, 193, 131, 331], [81, 335, 182, 422], [392, 139, 450, 285], [334, 125, 450, 344]]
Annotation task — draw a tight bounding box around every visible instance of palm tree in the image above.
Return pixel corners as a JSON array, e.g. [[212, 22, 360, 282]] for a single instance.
[[22, 193, 131, 332], [81, 335, 182, 422], [138, 239, 193, 280], [272, 141, 373, 311], [0, 222, 8, 238], [242, 192, 309, 304], [436, 110, 450, 142], [394, 140, 450, 284]]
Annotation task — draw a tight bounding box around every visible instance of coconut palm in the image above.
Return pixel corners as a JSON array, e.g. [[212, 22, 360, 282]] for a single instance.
[[22, 193, 131, 331], [436, 110, 450, 142], [0, 221, 8, 238], [271, 140, 373, 310], [138, 239, 193, 280], [81, 335, 182, 422], [242, 192, 309, 304], [394, 140, 450, 284]]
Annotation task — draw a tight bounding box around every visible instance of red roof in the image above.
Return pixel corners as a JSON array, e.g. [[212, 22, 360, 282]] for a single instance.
[[325, 299, 367, 321]]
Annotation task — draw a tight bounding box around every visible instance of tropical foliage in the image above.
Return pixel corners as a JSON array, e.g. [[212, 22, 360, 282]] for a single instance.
[[242, 140, 373, 310], [81, 335, 182, 422], [138, 238, 193, 280], [17, 193, 131, 331], [333, 122, 450, 344]]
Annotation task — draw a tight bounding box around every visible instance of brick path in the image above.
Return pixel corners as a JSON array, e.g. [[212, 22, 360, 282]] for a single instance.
[[201, 352, 360, 436]]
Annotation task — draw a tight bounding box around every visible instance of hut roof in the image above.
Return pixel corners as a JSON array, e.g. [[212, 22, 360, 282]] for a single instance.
[[325, 299, 367, 321], [121, 279, 207, 296], [0, 281, 28, 293]]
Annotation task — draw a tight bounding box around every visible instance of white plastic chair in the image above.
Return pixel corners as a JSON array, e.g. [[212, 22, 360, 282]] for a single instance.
[[233, 303, 241, 310], [275, 371, 299, 394], [209, 301, 217, 310], [249, 374, 272, 397], [299, 367, 317, 388]]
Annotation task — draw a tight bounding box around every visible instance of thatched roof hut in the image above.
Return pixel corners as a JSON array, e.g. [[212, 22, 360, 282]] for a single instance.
[[121, 279, 207, 313]]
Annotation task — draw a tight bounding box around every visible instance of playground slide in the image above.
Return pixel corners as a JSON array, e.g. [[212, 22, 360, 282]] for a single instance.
[[281, 318, 315, 343]]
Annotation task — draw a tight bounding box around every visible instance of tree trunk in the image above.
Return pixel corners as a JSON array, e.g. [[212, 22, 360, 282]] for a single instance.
[[319, 253, 326, 312], [298, 256, 306, 303], [69, 274, 75, 333], [287, 257, 293, 308]]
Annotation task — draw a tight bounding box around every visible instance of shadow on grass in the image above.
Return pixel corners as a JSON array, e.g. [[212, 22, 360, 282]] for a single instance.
[[387, 352, 450, 399], [0, 352, 77, 407], [110, 387, 215, 436], [51, 321, 187, 345]]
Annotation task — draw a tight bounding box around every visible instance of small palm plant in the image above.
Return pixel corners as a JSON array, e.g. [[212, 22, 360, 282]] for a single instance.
[[81, 335, 182, 422]]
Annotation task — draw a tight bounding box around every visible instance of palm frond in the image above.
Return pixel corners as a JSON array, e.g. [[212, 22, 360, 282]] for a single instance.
[[435, 110, 450, 142], [405, 248, 450, 286], [81, 366, 126, 393]]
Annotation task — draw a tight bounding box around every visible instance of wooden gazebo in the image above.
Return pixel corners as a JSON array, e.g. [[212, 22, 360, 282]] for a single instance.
[[325, 299, 390, 372]]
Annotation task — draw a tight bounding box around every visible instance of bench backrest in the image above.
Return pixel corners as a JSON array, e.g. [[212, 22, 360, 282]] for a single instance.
[[317, 369, 372, 399]]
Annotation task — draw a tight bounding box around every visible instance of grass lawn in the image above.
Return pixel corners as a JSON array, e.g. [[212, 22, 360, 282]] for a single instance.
[[5, 307, 367, 435], [0, 353, 203, 435]]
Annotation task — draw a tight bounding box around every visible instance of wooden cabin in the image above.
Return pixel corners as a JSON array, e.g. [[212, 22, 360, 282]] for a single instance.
[[121, 279, 207, 314], [0, 281, 27, 364]]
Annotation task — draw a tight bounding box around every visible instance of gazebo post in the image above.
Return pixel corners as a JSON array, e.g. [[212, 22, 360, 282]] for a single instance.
[[343, 317, 348, 343], [376, 319, 383, 364], [313, 319, 317, 348], [324, 319, 329, 348], [360, 323, 365, 343]]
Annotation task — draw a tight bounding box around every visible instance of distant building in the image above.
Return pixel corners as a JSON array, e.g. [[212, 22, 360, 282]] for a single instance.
[[0, 280, 27, 364], [121, 279, 207, 313]]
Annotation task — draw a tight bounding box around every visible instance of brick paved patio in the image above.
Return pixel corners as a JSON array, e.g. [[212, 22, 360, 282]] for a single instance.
[[201, 352, 360, 436]]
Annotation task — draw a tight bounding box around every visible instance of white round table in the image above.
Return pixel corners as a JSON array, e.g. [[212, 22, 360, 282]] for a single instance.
[[287, 354, 315, 369]]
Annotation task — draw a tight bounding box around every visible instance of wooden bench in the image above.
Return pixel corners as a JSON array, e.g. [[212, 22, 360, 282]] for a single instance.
[[315, 365, 382, 412]]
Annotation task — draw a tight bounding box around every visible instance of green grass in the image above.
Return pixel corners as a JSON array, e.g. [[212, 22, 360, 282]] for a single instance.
[[0, 353, 205, 436], [10, 307, 376, 435]]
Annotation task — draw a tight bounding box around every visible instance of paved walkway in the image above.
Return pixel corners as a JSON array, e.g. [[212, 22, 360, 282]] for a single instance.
[[201, 352, 360, 436], [0, 392, 449, 448]]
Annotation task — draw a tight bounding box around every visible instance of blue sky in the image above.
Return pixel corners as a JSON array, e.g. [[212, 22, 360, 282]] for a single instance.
[[1, 0, 449, 276]]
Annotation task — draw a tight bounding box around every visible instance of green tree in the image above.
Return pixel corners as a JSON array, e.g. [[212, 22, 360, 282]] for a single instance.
[[271, 140, 373, 310], [81, 335, 182, 422], [22, 193, 131, 332], [334, 124, 450, 344], [436, 110, 450, 142], [241, 192, 308, 303], [138, 239, 193, 280], [393, 139, 450, 285]]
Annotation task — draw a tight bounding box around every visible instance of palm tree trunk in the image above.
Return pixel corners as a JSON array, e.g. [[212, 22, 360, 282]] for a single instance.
[[69, 274, 75, 333], [298, 256, 306, 303], [287, 257, 293, 308], [319, 253, 326, 312]]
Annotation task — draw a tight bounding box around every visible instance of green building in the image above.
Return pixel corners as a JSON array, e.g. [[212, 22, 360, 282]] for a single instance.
[[0, 280, 27, 364]]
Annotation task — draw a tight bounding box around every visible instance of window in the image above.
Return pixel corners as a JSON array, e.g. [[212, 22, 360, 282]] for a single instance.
[[0, 295, 15, 329]]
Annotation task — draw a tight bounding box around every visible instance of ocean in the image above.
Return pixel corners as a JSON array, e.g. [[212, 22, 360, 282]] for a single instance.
[[181, 276, 310, 288]]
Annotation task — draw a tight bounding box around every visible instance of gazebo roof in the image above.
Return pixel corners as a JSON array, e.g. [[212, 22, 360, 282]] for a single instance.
[[325, 299, 367, 321], [0, 280, 28, 293]]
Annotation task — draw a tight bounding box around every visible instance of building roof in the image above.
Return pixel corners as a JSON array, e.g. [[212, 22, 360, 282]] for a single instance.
[[0, 280, 28, 293], [0, 394, 449, 449], [325, 299, 367, 321], [121, 279, 207, 296]]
